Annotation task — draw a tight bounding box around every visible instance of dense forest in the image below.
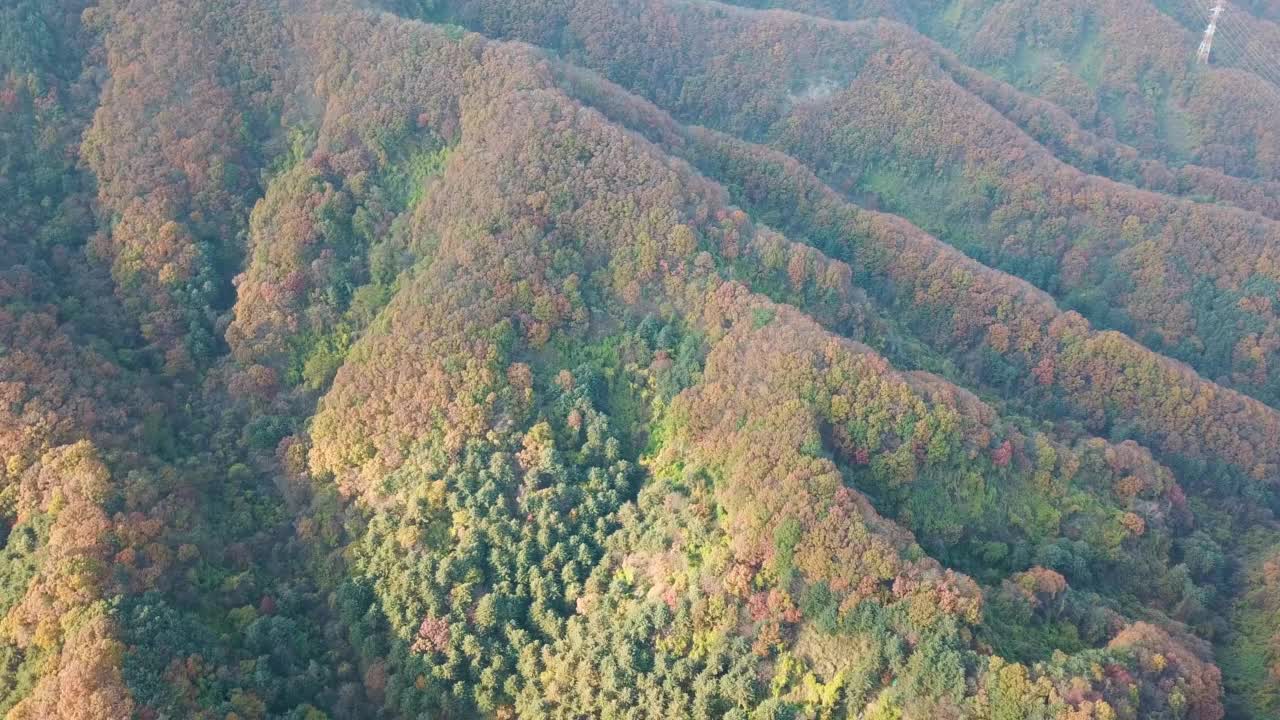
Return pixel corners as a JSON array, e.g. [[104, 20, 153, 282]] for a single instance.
[[3, 0, 1280, 718]]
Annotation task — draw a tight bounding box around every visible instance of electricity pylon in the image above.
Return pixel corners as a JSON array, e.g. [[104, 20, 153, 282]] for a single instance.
[[1198, 1, 1226, 63]]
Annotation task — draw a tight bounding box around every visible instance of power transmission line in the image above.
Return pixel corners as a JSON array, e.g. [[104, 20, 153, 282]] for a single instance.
[[1212, 15, 1280, 83], [1189, 0, 1280, 87], [1212, 24, 1280, 86]]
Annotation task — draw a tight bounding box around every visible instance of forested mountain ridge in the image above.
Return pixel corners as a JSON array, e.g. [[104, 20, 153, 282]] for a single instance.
[[436, 0, 1280, 409], [3, 0, 1280, 718]]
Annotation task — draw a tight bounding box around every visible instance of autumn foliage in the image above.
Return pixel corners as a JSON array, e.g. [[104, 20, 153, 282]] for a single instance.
[[5, 0, 1280, 716]]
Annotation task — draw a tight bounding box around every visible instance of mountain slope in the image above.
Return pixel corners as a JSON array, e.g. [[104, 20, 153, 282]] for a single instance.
[[2, 0, 1280, 718]]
